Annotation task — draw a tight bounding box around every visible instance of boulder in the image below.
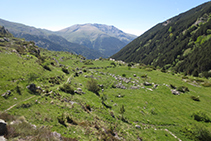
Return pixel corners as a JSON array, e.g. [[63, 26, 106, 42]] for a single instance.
[[1, 90, 11, 97], [51, 131, 61, 139], [0, 119, 7, 136], [77, 88, 82, 92], [171, 89, 180, 95], [135, 125, 141, 128], [143, 82, 152, 86], [26, 83, 37, 92], [3, 37, 9, 42]]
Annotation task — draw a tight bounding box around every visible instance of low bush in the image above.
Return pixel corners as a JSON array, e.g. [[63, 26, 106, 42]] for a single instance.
[[62, 67, 69, 74], [86, 78, 100, 94], [145, 68, 153, 71], [141, 74, 147, 78], [190, 96, 200, 101], [15, 85, 21, 95], [202, 82, 211, 87], [170, 84, 176, 89], [122, 74, 126, 77], [177, 86, 189, 93], [43, 65, 51, 71], [181, 124, 211, 141], [191, 111, 211, 122], [0, 112, 15, 122], [59, 84, 74, 94]]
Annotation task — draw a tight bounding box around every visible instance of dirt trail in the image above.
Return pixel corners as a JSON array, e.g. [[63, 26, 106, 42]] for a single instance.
[[4, 95, 35, 112], [163, 129, 182, 141]]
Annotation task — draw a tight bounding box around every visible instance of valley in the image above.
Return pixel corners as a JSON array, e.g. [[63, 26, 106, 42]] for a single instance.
[[0, 27, 211, 140], [1, 1, 211, 141]]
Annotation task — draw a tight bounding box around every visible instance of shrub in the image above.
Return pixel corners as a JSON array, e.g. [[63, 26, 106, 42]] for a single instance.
[[181, 124, 211, 141], [182, 76, 189, 79], [170, 84, 176, 89], [0, 112, 15, 122], [122, 74, 126, 77], [191, 111, 211, 122], [145, 68, 153, 71], [202, 82, 211, 87], [141, 74, 147, 78], [57, 113, 67, 127], [190, 96, 200, 101], [62, 67, 69, 74], [20, 102, 31, 108], [27, 73, 39, 83], [177, 86, 189, 93], [15, 85, 21, 95], [60, 84, 74, 94], [110, 62, 116, 66], [43, 65, 51, 71], [86, 78, 100, 94]]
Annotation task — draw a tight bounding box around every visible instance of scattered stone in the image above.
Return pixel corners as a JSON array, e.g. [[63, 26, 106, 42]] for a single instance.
[[144, 82, 152, 86], [52, 131, 61, 139], [98, 84, 104, 88], [115, 83, 126, 89], [3, 37, 9, 42], [77, 88, 82, 92], [78, 71, 83, 74], [171, 89, 180, 95], [1, 90, 11, 98], [146, 88, 153, 91], [0, 136, 6, 141], [130, 86, 140, 89], [153, 84, 158, 89], [135, 125, 141, 128]]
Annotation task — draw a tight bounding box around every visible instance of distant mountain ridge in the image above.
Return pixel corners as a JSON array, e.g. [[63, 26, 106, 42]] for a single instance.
[[56, 23, 137, 57], [0, 19, 106, 59], [112, 2, 211, 76]]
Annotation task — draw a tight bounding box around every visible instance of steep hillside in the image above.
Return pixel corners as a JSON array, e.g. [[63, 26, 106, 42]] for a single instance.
[[1, 27, 211, 141], [0, 18, 105, 59], [56, 23, 137, 57], [112, 2, 211, 76]]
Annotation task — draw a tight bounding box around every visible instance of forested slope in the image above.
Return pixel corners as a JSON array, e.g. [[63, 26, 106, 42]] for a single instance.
[[112, 2, 211, 76]]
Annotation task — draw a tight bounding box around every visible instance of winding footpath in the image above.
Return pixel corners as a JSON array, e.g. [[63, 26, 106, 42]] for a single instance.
[[4, 95, 35, 112]]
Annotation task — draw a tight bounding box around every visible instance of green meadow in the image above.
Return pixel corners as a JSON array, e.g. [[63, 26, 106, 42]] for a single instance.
[[1, 45, 211, 140]]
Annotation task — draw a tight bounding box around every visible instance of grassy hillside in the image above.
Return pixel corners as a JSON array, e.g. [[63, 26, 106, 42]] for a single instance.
[[1, 26, 211, 140], [112, 2, 211, 77]]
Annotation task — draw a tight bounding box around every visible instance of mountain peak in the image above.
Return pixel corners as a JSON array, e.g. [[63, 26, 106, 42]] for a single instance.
[[56, 23, 137, 57]]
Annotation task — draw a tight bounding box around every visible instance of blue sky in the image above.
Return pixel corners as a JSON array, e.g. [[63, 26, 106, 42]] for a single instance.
[[0, 0, 209, 35]]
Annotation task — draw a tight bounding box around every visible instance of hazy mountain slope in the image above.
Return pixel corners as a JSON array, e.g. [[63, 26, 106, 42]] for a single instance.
[[0, 19, 105, 59], [56, 23, 137, 57], [112, 2, 211, 76]]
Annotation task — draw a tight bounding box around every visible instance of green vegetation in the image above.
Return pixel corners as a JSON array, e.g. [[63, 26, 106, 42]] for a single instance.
[[1, 14, 211, 141], [112, 2, 211, 76]]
